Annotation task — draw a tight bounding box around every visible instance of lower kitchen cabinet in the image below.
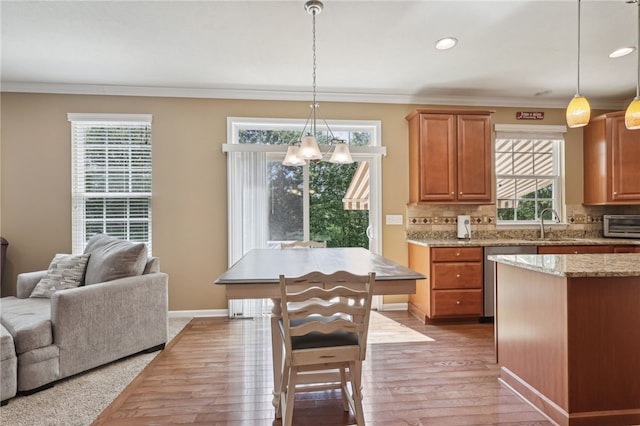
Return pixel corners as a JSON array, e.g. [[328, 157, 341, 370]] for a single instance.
[[408, 244, 483, 323]]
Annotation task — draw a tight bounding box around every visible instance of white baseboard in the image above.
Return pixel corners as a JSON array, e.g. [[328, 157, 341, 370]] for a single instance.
[[380, 303, 408, 311], [169, 309, 228, 318], [169, 304, 407, 317]]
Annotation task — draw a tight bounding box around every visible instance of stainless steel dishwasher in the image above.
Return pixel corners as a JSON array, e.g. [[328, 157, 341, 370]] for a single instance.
[[483, 245, 537, 320]]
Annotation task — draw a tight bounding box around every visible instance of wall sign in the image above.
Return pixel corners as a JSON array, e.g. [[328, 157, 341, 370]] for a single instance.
[[516, 111, 544, 120]]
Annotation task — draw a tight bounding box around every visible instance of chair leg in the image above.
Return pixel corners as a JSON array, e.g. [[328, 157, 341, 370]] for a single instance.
[[282, 366, 298, 426], [277, 360, 290, 419], [339, 366, 349, 411], [349, 361, 365, 426]]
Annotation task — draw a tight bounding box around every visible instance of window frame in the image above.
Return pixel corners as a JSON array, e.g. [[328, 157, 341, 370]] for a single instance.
[[224, 117, 385, 261], [494, 124, 566, 226], [68, 113, 153, 254]]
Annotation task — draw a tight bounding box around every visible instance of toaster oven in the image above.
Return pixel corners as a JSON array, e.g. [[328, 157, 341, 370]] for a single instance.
[[603, 215, 640, 239]]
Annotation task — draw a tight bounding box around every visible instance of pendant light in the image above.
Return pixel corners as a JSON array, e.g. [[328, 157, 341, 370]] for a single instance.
[[282, 0, 353, 166], [625, 0, 640, 130], [566, 0, 591, 128]]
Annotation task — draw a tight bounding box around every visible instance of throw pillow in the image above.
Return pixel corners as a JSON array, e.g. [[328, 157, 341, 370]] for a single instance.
[[30, 253, 91, 298], [83, 233, 148, 285]]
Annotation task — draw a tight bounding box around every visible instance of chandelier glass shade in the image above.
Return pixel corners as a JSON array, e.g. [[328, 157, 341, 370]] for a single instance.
[[625, 0, 640, 130], [282, 0, 353, 166], [566, 0, 591, 128]]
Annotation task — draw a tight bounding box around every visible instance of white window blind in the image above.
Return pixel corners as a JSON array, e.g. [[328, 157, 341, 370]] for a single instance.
[[68, 113, 153, 254]]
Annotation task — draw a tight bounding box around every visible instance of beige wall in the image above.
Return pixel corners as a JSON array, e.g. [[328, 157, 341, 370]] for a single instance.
[[0, 92, 603, 309]]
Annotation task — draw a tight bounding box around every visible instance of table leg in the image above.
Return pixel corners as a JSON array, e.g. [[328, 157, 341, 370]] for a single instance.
[[271, 297, 283, 418]]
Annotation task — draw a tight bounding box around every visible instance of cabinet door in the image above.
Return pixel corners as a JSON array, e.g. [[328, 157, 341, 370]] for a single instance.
[[611, 115, 640, 202], [457, 114, 492, 201], [418, 114, 456, 202]]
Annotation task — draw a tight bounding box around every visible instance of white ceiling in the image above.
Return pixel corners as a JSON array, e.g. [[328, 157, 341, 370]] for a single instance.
[[1, 0, 638, 109]]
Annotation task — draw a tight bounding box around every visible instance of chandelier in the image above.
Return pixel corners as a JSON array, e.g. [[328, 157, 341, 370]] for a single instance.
[[282, 0, 353, 166]]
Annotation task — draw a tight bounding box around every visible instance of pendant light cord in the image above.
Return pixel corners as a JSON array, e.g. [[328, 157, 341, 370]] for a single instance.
[[636, 0, 640, 98], [311, 7, 317, 137], [576, 0, 582, 95]]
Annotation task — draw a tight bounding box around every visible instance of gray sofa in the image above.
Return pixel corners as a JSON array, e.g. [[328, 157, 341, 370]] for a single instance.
[[0, 234, 168, 401]]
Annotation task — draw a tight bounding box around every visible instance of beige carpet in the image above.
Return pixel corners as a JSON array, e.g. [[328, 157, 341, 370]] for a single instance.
[[0, 312, 431, 425]]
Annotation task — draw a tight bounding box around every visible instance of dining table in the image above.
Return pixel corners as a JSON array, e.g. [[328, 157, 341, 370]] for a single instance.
[[214, 247, 424, 416]]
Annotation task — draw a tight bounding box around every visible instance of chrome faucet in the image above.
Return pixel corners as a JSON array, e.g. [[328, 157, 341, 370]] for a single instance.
[[539, 208, 560, 239]]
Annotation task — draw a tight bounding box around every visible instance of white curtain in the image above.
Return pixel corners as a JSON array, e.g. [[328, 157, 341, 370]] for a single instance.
[[227, 151, 273, 318]]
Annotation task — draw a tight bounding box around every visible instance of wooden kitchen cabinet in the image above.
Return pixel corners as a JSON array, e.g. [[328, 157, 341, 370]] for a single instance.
[[537, 245, 614, 254], [583, 111, 640, 205], [407, 109, 492, 204], [408, 244, 483, 323]]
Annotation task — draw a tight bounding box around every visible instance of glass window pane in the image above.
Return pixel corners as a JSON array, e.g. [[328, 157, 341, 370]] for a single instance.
[[268, 161, 303, 241], [351, 131, 370, 147], [496, 178, 515, 199], [309, 161, 368, 248], [512, 152, 534, 175], [515, 199, 535, 221], [495, 139, 512, 152], [534, 153, 553, 175], [516, 178, 537, 199], [495, 151, 513, 175], [85, 199, 104, 218]]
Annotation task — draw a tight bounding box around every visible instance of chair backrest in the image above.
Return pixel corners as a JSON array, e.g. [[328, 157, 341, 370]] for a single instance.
[[279, 270, 375, 360], [280, 240, 327, 249]]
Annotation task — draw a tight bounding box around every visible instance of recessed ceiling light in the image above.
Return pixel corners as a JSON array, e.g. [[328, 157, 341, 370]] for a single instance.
[[435, 37, 458, 50], [609, 47, 635, 58]]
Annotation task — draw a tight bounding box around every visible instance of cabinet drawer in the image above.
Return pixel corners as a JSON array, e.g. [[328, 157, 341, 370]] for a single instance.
[[432, 263, 482, 289], [432, 290, 482, 317], [431, 247, 482, 262]]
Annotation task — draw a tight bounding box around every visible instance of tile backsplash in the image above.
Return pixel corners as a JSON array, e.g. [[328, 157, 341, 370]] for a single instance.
[[406, 203, 640, 240]]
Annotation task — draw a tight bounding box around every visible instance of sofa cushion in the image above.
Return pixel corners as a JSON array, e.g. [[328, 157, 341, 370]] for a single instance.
[[143, 257, 160, 275], [0, 325, 15, 361], [83, 234, 148, 285], [0, 297, 52, 354], [29, 253, 91, 298]]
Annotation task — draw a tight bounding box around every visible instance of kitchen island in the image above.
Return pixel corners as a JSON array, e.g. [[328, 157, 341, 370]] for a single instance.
[[488, 253, 640, 426]]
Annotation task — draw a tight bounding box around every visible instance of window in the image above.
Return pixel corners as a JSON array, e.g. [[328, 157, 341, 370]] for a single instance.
[[68, 113, 152, 254], [225, 118, 384, 263], [494, 124, 566, 224]]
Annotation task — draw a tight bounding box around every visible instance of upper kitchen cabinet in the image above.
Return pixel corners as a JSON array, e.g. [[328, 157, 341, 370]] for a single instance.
[[407, 109, 493, 204], [584, 111, 640, 205]]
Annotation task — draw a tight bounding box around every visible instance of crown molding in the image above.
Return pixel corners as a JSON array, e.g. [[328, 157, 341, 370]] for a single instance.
[[0, 81, 628, 111]]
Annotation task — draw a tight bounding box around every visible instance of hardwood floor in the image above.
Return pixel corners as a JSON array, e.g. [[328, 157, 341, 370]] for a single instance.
[[93, 312, 552, 425]]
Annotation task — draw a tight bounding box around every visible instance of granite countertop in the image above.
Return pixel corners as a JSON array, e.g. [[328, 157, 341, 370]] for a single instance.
[[407, 237, 640, 248], [488, 253, 640, 278]]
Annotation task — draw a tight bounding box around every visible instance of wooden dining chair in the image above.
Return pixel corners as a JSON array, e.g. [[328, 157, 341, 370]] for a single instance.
[[280, 240, 327, 249], [278, 270, 375, 426]]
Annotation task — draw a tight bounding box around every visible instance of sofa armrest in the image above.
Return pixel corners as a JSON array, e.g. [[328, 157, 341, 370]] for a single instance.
[[50, 272, 169, 378], [16, 271, 47, 298]]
